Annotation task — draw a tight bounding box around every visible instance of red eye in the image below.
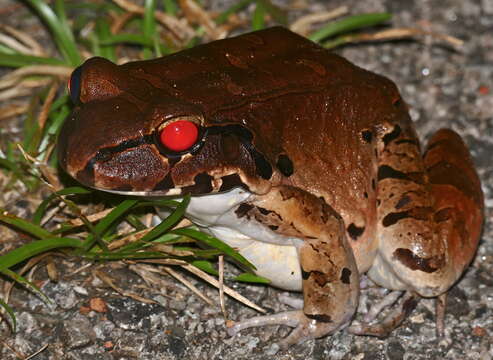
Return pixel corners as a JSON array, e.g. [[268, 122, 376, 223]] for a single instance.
[[159, 120, 199, 152]]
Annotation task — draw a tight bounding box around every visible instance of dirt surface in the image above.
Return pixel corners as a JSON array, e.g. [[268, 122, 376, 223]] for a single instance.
[[1, 0, 492, 359]]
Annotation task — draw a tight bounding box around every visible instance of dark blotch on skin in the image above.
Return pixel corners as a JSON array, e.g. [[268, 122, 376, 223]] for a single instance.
[[269, 225, 279, 231], [219, 174, 247, 192], [154, 173, 174, 190], [347, 223, 365, 240], [340, 268, 351, 284], [382, 206, 432, 227], [276, 154, 294, 177], [434, 207, 453, 222], [393, 248, 445, 273], [378, 165, 409, 181], [235, 203, 253, 218], [306, 314, 332, 322], [253, 152, 273, 179], [361, 130, 373, 143], [395, 195, 411, 209], [257, 207, 272, 215], [382, 124, 402, 146], [182, 173, 213, 194]]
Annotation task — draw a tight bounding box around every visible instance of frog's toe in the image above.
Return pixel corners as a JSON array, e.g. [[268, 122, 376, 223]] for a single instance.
[[348, 292, 418, 338], [227, 310, 345, 349]]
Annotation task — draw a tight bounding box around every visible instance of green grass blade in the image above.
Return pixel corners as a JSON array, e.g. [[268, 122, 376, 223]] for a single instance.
[[0, 212, 53, 239], [171, 228, 255, 270], [1, 268, 51, 304], [81, 199, 139, 252], [163, 0, 178, 15], [25, 0, 81, 65], [234, 272, 270, 284], [256, 0, 287, 25], [32, 186, 92, 225], [136, 196, 190, 245], [191, 260, 218, 275], [252, 1, 266, 30], [0, 297, 16, 332], [0, 53, 66, 67], [0, 237, 83, 271], [142, 0, 157, 59], [100, 34, 154, 46], [308, 13, 392, 43]]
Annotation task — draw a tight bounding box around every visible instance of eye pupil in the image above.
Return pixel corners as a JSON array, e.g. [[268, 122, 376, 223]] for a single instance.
[[160, 120, 199, 152]]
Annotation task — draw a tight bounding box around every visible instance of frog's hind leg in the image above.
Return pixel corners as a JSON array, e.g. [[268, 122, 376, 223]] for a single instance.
[[368, 126, 484, 330]]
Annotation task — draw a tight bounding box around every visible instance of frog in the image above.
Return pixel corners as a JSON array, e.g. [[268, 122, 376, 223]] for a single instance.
[[58, 26, 484, 349]]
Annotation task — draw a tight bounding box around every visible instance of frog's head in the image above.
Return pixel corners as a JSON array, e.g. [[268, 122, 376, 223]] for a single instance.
[[58, 56, 280, 197]]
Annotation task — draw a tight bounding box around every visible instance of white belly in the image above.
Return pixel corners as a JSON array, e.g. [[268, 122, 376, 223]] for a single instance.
[[183, 188, 303, 291]]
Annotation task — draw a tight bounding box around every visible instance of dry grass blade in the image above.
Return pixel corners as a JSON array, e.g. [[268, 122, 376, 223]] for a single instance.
[[162, 265, 215, 306], [38, 80, 59, 130], [111, 0, 195, 42], [0, 80, 51, 102], [0, 65, 72, 90], [69, 208, 114, 227], [218, 255, 227, 318], [137, 259, 266, 312], [46, 257, 58, 282], [107, 218, 192, 251], [179, 0, 227, 40], [24, 343, 49, 360], [0, 25, 45, 56], [149, 244, 195, 257], [290, 6, 348, 35], [111, 11, 137, 34], [0, 103, 28, 121], [0, 33, 33, 55], [93, 269, 157, 304], [3, 252, 63, 304], [349, 27, 464, 48], [129, 264, 188, 296], [180, 263, 267, 313]]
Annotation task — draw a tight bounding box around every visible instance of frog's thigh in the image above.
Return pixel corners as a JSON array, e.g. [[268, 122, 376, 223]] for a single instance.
[[251, 186, 360, 341], [370, 127, 484, 296]]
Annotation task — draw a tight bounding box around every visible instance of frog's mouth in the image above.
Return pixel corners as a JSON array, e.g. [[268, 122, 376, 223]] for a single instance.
[[60, 122, 275, 197]]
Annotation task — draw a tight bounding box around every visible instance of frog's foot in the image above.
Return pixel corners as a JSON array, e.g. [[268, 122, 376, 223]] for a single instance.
[[227, 310, 345, 349], [348, 292, 418, 338]]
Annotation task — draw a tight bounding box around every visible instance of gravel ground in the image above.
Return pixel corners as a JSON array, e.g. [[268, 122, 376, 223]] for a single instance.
[[1, 0, 492, 359]]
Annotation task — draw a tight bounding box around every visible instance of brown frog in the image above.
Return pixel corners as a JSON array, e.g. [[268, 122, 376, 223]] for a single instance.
[[58, 27, 484, 348]]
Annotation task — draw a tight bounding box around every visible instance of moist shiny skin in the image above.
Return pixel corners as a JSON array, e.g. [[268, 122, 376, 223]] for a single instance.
[[58, 27, 484, 348]]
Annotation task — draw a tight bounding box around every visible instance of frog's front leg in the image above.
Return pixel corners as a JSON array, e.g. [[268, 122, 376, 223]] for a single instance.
[[227, 186, 359, 348]]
